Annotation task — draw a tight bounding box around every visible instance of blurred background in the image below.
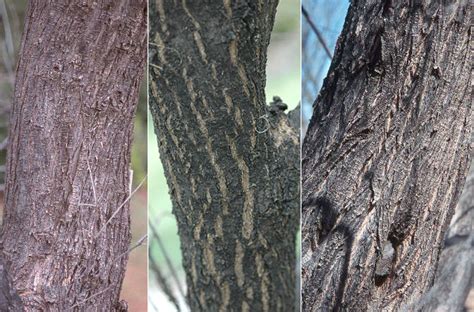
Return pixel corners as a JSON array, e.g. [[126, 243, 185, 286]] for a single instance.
[[302, 0, 348, 133], [0, 1, 147, 310], [148, 1, 300, 311]]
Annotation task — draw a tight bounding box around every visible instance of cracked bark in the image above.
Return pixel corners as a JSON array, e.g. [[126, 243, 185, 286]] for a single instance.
[[0, 1, 146, 310], [302, 1, 471, 311], [149, 1, 299, 311], [402, 134, 473, 311], [0, 257, 22, 311]]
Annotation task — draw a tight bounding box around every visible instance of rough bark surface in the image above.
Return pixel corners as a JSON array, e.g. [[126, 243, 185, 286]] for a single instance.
[[0, 257, 23, 311], [403, 134, 473, 312], [149, 1, 299, 311], [0, 1, 146, 310], [302, 1, 471, 311]]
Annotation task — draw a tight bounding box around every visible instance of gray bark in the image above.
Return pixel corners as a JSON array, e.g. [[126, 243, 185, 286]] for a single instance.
[[302, 0, 472, 311], [402, 135, 473, 312]]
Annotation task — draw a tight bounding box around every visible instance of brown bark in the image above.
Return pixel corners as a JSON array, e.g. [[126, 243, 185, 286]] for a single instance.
[[0, 1, 146, 310], [149, 1, 299, 311], [302, 0, 471, 311]]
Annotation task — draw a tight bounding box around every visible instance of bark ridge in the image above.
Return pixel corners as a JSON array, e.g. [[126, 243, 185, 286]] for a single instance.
[[302, 1, 471, 310]]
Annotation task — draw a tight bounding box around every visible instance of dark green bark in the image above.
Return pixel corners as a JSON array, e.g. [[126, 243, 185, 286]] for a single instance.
[[149, 1, 299, 311]]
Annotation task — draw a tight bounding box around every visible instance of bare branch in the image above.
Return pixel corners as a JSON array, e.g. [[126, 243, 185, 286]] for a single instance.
[[302, 6, 333, 59], [95, 176, 146, 238], [148, 297, 161, 312], [149, 256, 181, 312], [149, 221, 186, 300], [0, 137, 8, 150], [115, 234, 147, 260], [0, 0, 14, 58], [67, 286, 112, 310]]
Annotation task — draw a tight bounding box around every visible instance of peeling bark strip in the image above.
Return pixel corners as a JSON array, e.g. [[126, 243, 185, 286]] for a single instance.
[[1, 1, 146, 310], [149, 1, 299, 311], [302, 1, 471, 311]]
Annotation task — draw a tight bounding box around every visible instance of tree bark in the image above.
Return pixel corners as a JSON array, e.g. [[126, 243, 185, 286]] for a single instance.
[[0, 1, 146, 310], [149, 1, 299, 311], [0, 257, 23, 311], [302, 1, 471, 311], [403, 134, 473, 311]]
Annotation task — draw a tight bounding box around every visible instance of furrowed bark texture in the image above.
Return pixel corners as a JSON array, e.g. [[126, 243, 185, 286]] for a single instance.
[[403, 134, 473, 311], [149, 1, 299, 311], [302, 1, 471, 311], [1, 1, 146, 310], [0, 258, 23, 311]]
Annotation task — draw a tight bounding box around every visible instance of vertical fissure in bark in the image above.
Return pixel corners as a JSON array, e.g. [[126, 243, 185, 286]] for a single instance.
[[149, 1, 299, 311], [0, 1, 146, 310], [302, 1, 471, 311], [402, 134, 473, 311]]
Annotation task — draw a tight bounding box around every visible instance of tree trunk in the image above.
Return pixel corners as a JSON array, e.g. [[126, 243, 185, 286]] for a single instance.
[[0, 257, 23, 311], [149, 1, 299, 311], [302, 1, 471, 311], [403, 134, 473, 311], [0, 1, 146, 310]]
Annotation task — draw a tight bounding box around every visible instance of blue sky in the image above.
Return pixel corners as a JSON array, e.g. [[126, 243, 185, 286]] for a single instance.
[[302, 0, 350, 127]]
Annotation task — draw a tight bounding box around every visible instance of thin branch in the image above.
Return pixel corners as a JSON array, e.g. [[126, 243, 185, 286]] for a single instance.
[[149, 221, 186, 299], [0, 0, 14, 77], [149, 257, 181, 312], [67, 286, 112, 310], [0, 0, 13, 58], [148, 297, 161, 312], [95, 176, 146, 238], [302, 6, 333, 60], [115, 234, 147, 260], [0, 137, 8, 150]]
